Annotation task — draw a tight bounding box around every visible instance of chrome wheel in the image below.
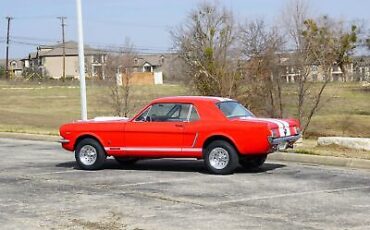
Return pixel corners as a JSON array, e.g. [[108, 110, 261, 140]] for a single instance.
[[209, 147, 230, 170], [79, 145, 97, 166]]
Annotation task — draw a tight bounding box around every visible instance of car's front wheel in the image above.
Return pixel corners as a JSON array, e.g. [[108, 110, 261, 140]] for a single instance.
[[75, 138, 106, 170], [239, 154, 267, 169], [204, 140, 239, 175]]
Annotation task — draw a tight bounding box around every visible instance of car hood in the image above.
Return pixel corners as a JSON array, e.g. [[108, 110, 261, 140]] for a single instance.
[[76, 116, 129, 123]]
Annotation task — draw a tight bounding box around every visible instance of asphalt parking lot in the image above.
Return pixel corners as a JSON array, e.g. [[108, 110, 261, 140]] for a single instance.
[[0, 138, 370, 230]]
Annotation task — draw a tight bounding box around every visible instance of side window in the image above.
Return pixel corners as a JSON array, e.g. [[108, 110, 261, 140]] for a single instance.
[[189, 106, 200, 121], [135, 106, 151, 121], [169, 104, 191, 121], [148, 103, 176, 121], [135, 103, 200, 122]]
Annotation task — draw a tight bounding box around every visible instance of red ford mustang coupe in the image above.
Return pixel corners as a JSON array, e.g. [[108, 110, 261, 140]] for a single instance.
[[59, 96, 301, 174]]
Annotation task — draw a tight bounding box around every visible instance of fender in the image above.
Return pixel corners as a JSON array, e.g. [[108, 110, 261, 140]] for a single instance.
[[62, 132, 105, 152], [201, 132, 240, 153]]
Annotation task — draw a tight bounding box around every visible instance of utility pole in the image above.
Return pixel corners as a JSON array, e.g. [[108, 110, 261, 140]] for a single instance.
[[5, 17, 13, 80], [57, 16, 67, 80], [76, 0, 87, 120]]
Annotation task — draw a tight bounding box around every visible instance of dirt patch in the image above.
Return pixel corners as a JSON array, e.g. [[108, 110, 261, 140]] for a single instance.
[[64, 212, 143, 230]]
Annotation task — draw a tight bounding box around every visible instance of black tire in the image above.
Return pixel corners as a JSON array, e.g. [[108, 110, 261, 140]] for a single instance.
[[114, 157, 139, 166], [203, 140, 239, 175], [239, 154, 267, 169], [75, 138, 106, 170]]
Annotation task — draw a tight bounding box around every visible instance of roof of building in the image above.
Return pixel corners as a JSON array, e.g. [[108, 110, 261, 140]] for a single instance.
[[0, 59, 23, 69], [133, 54, 165, 67], [9, 59, 24, 69], [29, 52, 37, 59], [133, 53, 178, 67], [28, 41, 106, 58], [353, 55, 370, 65]]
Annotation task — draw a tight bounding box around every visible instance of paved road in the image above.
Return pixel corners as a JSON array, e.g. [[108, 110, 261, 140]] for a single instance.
[[0, 138, 369, 230]]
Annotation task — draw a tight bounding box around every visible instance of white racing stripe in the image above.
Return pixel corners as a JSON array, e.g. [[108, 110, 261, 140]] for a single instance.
[[242, 117, 290, 137], [104, 147, 202, 152], [278, 119, 291, 136]]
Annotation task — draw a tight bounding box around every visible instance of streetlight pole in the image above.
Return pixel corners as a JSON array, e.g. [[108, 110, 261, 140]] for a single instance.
[[76, 0, 87, 120]]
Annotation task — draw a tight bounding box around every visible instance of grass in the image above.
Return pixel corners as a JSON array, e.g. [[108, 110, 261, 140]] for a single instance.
[[0, 80, 369, 142], [282, 82, 370, 138], [0, 80, 188, 135]]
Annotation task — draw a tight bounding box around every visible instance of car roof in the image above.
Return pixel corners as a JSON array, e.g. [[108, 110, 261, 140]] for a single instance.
[[151, 96, 234, 104]]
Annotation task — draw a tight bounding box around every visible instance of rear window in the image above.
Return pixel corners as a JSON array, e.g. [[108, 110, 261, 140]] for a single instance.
[[216, 101, 254, 118]]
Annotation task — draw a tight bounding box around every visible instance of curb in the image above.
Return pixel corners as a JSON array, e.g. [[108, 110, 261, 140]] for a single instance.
[[268, 152, 370, 170], [0, 132, 59, 142]]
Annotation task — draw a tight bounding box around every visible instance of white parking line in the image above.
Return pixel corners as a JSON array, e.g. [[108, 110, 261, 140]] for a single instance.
[[113, 177, 191, 188], [32, 170, 194, 188], [32, 170, 92, 176], [213, 185, 370, 206]]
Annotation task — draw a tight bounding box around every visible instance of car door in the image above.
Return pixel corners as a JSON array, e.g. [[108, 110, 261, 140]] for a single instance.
[[182, 105, 202, 151], [124, 103, 190, 157]]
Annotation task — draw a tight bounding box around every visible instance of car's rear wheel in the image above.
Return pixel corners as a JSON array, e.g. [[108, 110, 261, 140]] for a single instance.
[[114, 157, 139, 166], [239, 154, 267, 169], [204, 140, 239, 175], [75, 138, 106, 170]]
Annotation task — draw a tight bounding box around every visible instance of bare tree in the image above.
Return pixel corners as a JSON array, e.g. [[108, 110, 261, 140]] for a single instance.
[[333, 22, 358, 82], [171, 2, 242, 97], [281, 1, 358, 136], [281, 0, 312, 128], [300, 17, 357, 133], [105, 39, 136, 117], [281, 0, 311, 49], [239, 19, 285, 117]]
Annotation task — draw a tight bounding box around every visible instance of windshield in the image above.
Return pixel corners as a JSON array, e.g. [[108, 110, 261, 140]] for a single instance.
[[216, 101, 254, 118]]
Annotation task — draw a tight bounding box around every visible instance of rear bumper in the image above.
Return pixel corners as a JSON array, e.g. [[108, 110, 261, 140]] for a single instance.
[[268, 134, 301, 145]]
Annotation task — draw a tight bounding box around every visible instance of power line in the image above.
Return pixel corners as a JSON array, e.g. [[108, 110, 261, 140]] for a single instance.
[[6, 15, 170, 28], [10, 36, 58, 43], [87, 19, 169, 29], [7, 39, 175, 54], [9, 15, 63, 20]]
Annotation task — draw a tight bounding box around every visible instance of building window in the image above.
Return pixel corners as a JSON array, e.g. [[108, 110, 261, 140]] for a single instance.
[[144, 65, 151, 72], [93, 55, 101, 63]]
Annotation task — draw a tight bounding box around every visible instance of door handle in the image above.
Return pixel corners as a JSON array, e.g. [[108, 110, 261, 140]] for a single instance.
[[175, 124, 184, 128]]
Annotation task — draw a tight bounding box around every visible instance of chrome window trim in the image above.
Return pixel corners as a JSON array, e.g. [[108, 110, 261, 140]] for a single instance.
[[134, 105, 152, 122], [186, 104, 193, 121], [135, 103, 201, 123]]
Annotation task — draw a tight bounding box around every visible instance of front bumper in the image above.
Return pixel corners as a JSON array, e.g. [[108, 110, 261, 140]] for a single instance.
[[58, 138, 70, 144]]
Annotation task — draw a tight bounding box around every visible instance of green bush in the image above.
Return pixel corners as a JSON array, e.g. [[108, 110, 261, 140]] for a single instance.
[[0, 66, 5, 79]]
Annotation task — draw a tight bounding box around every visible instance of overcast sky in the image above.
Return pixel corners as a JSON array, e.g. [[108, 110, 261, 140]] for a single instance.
[[1, 0, 369, 58]]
